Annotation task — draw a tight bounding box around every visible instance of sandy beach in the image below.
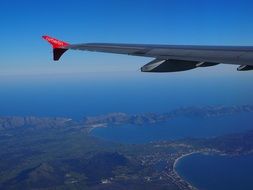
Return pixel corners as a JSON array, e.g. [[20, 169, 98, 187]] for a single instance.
[[173, 151, 201, 171]]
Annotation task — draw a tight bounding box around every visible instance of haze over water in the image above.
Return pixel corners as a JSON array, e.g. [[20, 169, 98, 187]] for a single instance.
[[1, 70, 253, 119]]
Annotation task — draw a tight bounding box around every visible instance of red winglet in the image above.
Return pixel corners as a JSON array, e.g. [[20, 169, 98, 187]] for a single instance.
[[42, 36, 69, 48], [42, 36, 69, 61]]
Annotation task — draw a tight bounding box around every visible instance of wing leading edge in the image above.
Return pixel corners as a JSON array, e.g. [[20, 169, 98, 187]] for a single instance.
[[42, 35, 253, 72]]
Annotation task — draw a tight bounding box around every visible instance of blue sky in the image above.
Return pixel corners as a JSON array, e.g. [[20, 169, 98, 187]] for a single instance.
[[1, 0, 253, 76]]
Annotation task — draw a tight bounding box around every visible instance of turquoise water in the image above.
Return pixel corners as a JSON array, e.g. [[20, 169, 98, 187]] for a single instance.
[[176, 153, 253, 190]]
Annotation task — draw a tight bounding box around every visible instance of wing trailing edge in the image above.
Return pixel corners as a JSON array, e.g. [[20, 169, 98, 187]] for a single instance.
[[141, 59, 220, 72], [237, 65, 253, 71]]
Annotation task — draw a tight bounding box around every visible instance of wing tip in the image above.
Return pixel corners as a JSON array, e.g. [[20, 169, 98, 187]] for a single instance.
[[42, 35, 69, 61], [42, 35, 69, 48]]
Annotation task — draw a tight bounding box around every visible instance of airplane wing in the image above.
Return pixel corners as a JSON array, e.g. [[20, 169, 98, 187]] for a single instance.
[[42, 35, 253, 72]]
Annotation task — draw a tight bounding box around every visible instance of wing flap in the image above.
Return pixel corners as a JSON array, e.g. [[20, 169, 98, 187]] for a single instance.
[[141, 59, 197, 72], [237, 65, 253, 71]]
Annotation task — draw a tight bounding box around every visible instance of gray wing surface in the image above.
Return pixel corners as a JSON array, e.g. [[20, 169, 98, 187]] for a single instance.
[[67, 43, 253, 72]]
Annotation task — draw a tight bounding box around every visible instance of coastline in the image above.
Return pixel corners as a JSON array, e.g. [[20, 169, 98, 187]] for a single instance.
[[172, 152, 201, 190], [173, 152, 201, 171]]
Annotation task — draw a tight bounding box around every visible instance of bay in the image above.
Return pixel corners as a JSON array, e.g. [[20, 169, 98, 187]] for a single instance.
[[175, 153, 253, 190], [91, 113, 253, 143]]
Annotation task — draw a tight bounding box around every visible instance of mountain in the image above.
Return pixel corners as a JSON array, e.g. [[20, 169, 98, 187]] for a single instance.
[[1, 105, 253, 131]]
